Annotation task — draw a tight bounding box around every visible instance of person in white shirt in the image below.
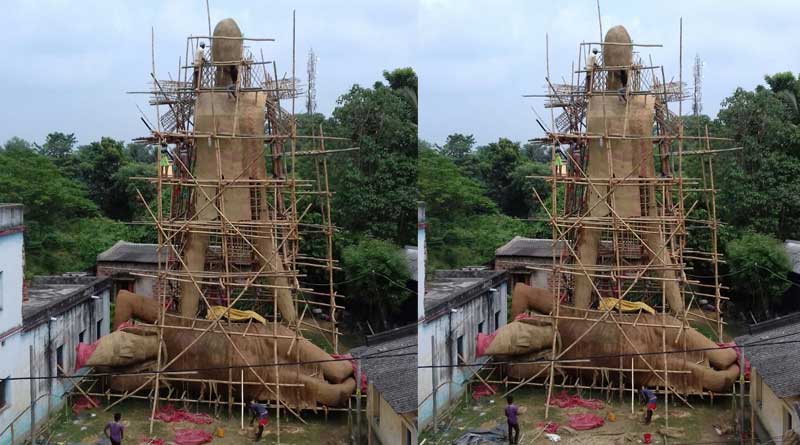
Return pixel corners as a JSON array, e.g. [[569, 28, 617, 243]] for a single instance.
[[585, 48, 599, 92], [193, 42, 206, 90]]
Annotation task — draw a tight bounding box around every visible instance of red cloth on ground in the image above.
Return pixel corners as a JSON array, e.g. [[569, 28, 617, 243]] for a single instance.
[[72, 396, 99, 414], [471, 383, 496, 399], [717, 342, 750, 379], [332, 354, 367, 394], [139, 437, 165, 445], [548, 390, 604, 409], [74, 342, 99, 370], [568, 413, 604, 430], [536, 421, 560, 433], [173, 428, 213, 445], [153, 404, 213, 424], [475, 332, 498, 357]]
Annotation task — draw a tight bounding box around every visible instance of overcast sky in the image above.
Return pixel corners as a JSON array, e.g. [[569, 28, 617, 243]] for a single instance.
[[418, 0, 800, 146], [0, 0, 415, 146], [5, 1, 800, 149]]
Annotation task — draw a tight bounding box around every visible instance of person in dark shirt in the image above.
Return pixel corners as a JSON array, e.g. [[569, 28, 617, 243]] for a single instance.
[[504, 395, 520, 444], [249, 399, 269, 441], [639, 386, 657, 425], [103, 412, 124, 445]]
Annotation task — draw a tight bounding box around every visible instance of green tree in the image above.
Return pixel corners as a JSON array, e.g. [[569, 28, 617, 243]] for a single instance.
[[381, 67, 418, 123], [341, 238, 411, 330], [725, 233, 791, 318], [75, 137, 129, 219], [419, 146, 538, 269], [0, 141, 122, 275], [34, 132, 77, 159], [330, 69, 418, 246], [438, 133, 476, 163]]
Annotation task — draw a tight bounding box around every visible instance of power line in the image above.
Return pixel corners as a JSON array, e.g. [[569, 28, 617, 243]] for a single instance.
[[418, 326, 800, 369], [4, 343, 415, 382]]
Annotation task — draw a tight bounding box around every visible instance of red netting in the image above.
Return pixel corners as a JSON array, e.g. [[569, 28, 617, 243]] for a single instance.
[[548, 390, 604, 409], [332, 354, 367, 393], [173, 428, 212, 445], [74, 342, 98, 370], [471, 383, 496, 400], [568, 413, 604, 430], [153, 404, 213, 424], [139, 438, 165, 445], [72, 396, 99, 414], [536, 421, 560, 433], [475, 332, 497, 357], [718, 342, 750, 379]]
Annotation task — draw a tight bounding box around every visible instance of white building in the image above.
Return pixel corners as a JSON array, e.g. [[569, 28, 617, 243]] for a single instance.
[[736, 314, 800, 443], [0, 204, 111, 445], [417, 268, 508, 431]]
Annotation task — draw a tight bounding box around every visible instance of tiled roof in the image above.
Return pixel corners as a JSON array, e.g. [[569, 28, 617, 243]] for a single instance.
[[735, 313, 800, 398], [96, 241, 165, 264], [495, 237, 564, 258], [351, 330, 417, 414]]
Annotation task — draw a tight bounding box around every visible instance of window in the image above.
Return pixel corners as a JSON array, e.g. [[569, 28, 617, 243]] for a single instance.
[[477, 321, 484, 334], [56, 345, 64, 376], [0, 377, 8, 410], [456, 335, 465, 365], [78, 330, 86, 344], [494, 310, 501, 330], [786, 407, 794, 432], [405, 426, 413, 445], [96, 319, 103, 340]]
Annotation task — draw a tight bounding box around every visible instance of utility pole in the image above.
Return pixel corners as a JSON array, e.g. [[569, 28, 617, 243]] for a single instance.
[[306, 48, 317, 115], [693, 54, 703, 117]]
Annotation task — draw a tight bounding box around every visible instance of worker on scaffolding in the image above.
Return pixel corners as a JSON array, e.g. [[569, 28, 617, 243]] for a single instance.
[[248, 399, 269, 441], [639, 386, 657, 425], [585, 48, 599, 92], [193, 42, 206, 90]]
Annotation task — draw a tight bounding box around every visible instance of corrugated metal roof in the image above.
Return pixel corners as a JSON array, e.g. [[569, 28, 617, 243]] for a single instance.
[[351, 332, 417, 414], [96, 241, 165, 264]]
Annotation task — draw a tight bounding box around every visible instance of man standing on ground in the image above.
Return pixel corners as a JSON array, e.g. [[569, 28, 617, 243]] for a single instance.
[[505, 395, 520, 444], [248, 399, 269, 442], [639, 386, 657, 425], [103, 412, 124, 445]]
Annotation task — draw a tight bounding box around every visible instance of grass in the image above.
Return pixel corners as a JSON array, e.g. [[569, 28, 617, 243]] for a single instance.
[[419, 386, 738, 444], [48, 399, 351, 444]]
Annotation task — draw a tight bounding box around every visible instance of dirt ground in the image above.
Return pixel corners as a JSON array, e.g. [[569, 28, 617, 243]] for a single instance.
[[47, 399, 351, 445], [420, 386, 739, 444]]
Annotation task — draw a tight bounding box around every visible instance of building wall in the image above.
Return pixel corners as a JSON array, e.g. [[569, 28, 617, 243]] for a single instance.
[[495, 258, 553, 290], [751, 368, 800, 442], [0, 232, 24, 334], [96, 262, 158, 298], [0, 287, 110, 445], [418, 281, 508, 430], [0, 226, 24, 443], [369, 384, 416, 445]]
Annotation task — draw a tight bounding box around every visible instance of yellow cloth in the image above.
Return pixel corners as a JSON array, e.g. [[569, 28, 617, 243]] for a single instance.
[[206, 306, 267, 325], [598, 297, 656, 315]]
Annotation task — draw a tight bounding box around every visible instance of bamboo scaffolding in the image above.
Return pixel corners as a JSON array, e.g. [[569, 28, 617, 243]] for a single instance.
[[72, 19, 355, 444], [493, 23, 742, 423]]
